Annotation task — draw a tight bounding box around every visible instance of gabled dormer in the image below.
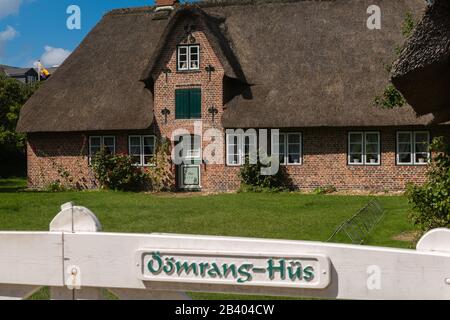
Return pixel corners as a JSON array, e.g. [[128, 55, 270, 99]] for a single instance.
[[141, 5, 249, 91]]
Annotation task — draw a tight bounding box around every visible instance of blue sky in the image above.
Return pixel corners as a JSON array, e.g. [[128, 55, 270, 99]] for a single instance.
[[0, 0, 195, 67]]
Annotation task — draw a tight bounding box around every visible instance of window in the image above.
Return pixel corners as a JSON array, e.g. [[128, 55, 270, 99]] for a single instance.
[[175, 88, 201, 119], [226, 131, 258, 166], [279, 133, 302, 165], [348, 132, 380, 165], [89, 136, 116, 162], [226, 131, 301, 166], [226, 133, 242, 166], [129, 136, 156, 167], [397, 131, 430, 165], [177, 45, 200, 71]]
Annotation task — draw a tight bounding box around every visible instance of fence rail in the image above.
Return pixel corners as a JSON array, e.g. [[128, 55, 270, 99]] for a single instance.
[[0, 202, 450, 300]]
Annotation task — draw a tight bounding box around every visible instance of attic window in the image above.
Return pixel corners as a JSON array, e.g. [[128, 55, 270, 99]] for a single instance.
[[177, 45, 200, 71]]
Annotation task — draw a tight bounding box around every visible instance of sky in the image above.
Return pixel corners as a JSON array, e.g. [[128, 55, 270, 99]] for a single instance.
[[0, 0, 196, 68]]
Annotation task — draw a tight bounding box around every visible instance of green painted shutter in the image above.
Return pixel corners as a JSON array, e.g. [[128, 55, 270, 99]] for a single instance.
[[175, 90, 190, 119], [175, 89, 201, 119], [189, 89, 201, 119]]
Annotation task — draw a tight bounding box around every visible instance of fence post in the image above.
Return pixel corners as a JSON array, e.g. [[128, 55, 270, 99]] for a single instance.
[[50, 202, 104, 300]]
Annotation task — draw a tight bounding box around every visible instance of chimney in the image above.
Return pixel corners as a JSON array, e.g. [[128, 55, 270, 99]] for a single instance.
[[155, 0, 178, 10], [154, 0, 178, 19]]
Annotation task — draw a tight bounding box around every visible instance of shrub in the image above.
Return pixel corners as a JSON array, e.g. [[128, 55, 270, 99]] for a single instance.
[[91, 151, 151, 191], [406, 137, 450, 240], [239, 157, 292, 192], [147, 139, 175, 192], [45, 180, 67, 193], [313, 185, 337, 195]]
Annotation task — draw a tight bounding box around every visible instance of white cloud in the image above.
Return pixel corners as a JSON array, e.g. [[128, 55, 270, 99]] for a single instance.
[[0, 25, 18, 41], [38, 46, 72, 67], [0, 25, 19, 58], [0, 0, 23, 20]]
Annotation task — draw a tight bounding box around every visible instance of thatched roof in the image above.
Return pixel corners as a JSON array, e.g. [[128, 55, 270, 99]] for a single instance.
[[18, 0, 436, 133], [391, 0, 450, 123]]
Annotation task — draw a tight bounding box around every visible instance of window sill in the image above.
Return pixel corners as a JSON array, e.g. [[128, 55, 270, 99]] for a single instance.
[[176, 70, 201, 74]]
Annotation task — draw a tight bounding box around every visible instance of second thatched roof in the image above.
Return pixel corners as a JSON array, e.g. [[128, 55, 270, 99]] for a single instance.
[[391, 0, 450, 123]]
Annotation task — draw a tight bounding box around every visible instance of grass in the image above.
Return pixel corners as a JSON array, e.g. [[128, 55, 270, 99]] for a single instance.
[[0, 178, 417, 300]]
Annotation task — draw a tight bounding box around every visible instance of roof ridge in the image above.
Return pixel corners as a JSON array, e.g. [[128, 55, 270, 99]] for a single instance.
[[106, 0, 332, 16]]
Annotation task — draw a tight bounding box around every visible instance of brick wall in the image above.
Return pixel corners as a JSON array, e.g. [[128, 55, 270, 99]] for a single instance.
[[27, 133, 93, 189], [283, 126, 450, 192], [27, 132, 133, 190], [27, 126, 450, 192]]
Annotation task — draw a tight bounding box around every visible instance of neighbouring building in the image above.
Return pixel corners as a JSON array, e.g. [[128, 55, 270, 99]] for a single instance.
[[1, 65, 39, 85], [1, 64, 58, 84], [16, 0, 450, 192]]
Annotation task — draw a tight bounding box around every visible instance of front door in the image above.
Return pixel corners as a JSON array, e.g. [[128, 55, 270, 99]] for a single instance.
[[176, 135, 202, 190]]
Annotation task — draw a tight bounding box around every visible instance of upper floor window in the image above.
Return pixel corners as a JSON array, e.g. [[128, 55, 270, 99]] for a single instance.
[[348, 132, 380, 165], [397, 131, 430, 165], [175, 88, 201, 119], [177, 45, 200, 71]]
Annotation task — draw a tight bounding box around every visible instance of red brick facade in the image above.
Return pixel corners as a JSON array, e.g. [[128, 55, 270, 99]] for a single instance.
[[26, 24, 450, 193], [27, 126, 450, 192]]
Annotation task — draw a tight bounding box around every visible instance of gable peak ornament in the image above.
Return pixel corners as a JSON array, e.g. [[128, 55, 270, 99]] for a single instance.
[[183, 24, 197, 44]]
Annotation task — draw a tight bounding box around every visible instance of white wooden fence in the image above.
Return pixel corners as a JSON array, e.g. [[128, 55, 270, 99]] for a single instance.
[[1, 202, 450, 300]]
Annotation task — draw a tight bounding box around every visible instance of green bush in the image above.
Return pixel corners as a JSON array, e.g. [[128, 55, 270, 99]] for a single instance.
[[239, 157, 292, 192], [374, 84, 406, 109], [147, 139, 175, 192], [406, 137, 450, 239], [45, 181, 68, 193], [313, 185, 337, 195], [91, 151, 151, 192]]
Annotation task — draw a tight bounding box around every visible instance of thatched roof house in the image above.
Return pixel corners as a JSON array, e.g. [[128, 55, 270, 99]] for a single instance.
[[16, 0, 450, 193], [391, 0, 450, 123], [17, 0, 431, 133]]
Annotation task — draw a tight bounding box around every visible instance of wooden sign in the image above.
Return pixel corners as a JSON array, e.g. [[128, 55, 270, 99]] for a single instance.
[[136, 250, 331, 289]]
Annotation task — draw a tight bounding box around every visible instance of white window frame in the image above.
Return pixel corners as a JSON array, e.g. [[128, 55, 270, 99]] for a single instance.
[[396, 131, 430, 166], [180, 135, 202, 161], [177, 45, 200, 71], [128, 135, 156, 167], [102, 136, 116, 155], [348, 132, 380, 166], [89, 136, 116, 163], [226, 132, 257, 167], [279, 133, 303, 166], [226, 133, 242, 166], [226, 132, 302, 167]]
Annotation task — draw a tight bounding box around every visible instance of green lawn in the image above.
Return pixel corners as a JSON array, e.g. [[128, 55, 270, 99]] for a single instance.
[[0, 178, 417, 300]]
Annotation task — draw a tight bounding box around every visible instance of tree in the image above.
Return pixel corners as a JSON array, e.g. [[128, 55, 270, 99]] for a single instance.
[[0, 74, 38, 177], [374, 12, 416, 109], [406, 137, 450, 241]]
